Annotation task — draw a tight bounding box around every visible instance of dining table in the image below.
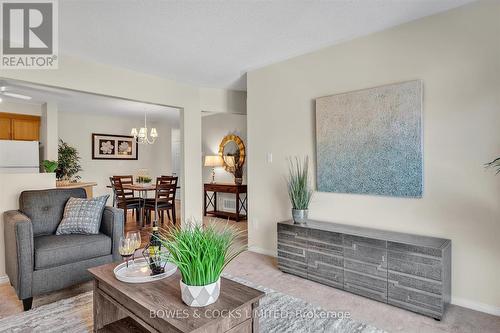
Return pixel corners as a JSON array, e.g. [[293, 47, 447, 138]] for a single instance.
[[108, 181, 181, 227]]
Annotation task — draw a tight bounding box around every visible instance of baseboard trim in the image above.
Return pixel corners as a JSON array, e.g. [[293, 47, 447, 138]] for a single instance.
[[247, 247, 500, 317], [0, 275, 9, 285], [248, 245, 277, 257], [1, 259, 497, 317], [451, 297, 500, 316]]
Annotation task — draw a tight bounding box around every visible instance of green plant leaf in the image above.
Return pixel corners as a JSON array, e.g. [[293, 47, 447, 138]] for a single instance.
[[42, 160, 58, 173], [56, 139, 82, 181], [286, 156, 313, 209], [156, 220, 246, 286]]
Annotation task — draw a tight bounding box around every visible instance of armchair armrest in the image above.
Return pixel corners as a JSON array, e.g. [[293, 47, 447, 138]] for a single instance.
[[100, 206, 124, 262], [3, 210, 34, 300]]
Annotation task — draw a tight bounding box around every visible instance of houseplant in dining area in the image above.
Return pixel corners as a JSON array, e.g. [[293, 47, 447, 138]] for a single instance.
[[136, 175, 153, 184], [287, 156, 313, 224], [157, 222, 245, 307], [56, 139, 82, 185]]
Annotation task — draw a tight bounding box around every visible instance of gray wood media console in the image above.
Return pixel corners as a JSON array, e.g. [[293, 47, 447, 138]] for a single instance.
[[277, 220, 451, 320]]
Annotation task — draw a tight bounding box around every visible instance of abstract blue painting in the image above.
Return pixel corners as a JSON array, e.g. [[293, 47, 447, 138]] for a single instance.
[[315, 80, 423, 198]]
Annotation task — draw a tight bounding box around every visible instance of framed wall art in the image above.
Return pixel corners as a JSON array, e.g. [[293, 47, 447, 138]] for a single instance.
[[92, 133, 138, 160], [315, 80, 423, 198]]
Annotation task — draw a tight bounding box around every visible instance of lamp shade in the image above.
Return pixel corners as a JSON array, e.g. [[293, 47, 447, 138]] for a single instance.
[[204, 155, 224, 167]]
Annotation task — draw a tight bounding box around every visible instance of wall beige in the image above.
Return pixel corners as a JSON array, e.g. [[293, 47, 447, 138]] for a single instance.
[[57, 111, 175, 200], [247, 1, 500, 314], [200, 88, 247, 114], [40, 102, 58, 161], [0, 100, 41, 116]]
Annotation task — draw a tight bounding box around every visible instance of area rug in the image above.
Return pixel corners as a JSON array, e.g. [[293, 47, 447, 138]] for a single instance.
[[0, 274, 387, 333]]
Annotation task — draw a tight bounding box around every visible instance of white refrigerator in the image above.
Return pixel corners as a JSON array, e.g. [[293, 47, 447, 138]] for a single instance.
[[0, 140, 40, 173]]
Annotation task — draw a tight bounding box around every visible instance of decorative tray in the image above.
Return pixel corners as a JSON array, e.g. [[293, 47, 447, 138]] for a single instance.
[[113, 258, 177, 283]]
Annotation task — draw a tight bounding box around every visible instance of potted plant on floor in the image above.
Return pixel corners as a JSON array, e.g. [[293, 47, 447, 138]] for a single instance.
[[157, 222, 245, 307], [56, 139, 82, 185], [287, 156, 313, 224]]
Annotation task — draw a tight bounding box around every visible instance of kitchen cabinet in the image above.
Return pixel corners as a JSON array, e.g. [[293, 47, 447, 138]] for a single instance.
[[0, 112, 40, 141]]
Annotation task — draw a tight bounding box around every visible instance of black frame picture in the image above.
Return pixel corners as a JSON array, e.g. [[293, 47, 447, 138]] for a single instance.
[[92, 133, 138, 160]]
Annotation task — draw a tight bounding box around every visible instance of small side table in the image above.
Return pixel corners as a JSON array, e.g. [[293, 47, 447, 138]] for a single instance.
[[204, 183, 247, 222]]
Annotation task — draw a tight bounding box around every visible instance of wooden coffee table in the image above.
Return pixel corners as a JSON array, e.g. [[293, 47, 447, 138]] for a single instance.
[[89, 263, 265, 333]]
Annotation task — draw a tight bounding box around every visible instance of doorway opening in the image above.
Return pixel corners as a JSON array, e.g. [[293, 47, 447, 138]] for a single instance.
[[201, 111, 248, 246]]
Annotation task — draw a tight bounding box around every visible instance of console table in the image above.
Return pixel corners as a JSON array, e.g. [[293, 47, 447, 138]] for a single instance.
[[277, 220, 451, 320], [204, 183, 247, 222]]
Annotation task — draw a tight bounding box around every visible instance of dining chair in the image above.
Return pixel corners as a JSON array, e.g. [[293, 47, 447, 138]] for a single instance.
[[112, 175, 136, 215], [144, 176, 178, 226], [109, 177, 142, 224], [160, 175, 177, 185]]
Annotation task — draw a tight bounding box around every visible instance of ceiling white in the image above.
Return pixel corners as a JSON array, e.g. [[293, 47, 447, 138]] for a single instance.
[[0, 79, 180, 125], [59, 0, 474, 90]]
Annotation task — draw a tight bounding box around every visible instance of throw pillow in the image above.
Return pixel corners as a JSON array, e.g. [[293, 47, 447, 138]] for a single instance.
[[56, 195, 109, 235]]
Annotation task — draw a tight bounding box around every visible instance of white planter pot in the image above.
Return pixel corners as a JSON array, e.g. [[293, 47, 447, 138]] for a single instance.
[[180, 277, 221, 307]]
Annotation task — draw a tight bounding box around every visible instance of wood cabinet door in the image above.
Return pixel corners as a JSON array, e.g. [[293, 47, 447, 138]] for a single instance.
[[12, 118, 40, 141], [0, 117, 11, 139]]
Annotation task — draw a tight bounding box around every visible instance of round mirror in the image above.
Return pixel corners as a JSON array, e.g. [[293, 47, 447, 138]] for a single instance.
[[222, 141, 239, 166], [218, 134, 245, 171]]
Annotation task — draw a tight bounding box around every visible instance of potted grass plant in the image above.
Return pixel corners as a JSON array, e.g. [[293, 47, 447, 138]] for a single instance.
[[157, 222, 245, 307], [287, 156, 313, 224]]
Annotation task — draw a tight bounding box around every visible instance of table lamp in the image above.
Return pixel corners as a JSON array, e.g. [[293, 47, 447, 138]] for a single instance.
[[204, 155, 224, 183]]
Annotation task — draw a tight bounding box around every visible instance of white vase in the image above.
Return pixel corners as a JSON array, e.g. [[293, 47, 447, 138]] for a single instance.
[[180, 277, 221, 307]]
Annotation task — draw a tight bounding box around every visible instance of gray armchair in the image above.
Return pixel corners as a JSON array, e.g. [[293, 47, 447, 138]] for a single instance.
[[3, 188, 124, 311]]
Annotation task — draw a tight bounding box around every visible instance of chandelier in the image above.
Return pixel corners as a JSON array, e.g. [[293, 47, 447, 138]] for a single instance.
[[131, 112, 158, 144]]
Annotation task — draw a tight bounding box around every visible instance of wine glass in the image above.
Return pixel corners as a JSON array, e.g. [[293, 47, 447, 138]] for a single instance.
[[118, 237, 135, 268], [126, 231, 142, 263]]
